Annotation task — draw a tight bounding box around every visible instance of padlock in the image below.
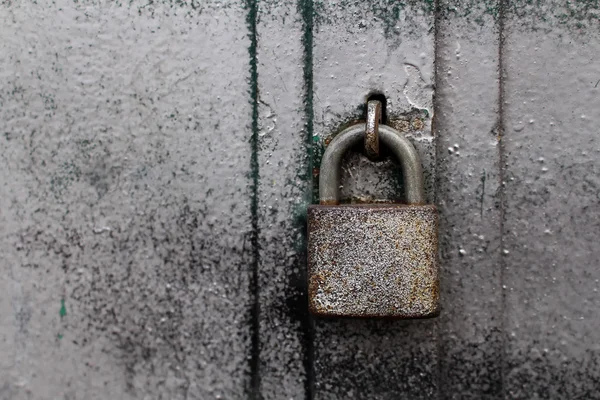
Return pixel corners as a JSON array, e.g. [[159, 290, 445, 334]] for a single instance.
[[307, 124, 439, 318]]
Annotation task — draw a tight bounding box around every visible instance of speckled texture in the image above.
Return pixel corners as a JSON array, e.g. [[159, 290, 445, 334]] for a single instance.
[[308, 204, 439, 318], [2, 0, 600, 398], [503, 0, 600, 397], [436, 0, 505, 397], [255, 0, 311, 398], [0, 1, 253, 399]]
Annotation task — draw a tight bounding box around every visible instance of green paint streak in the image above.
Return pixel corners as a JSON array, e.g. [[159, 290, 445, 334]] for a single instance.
[[57, 333, 63, 340], [299, 0, 316, 204], [298, 2, 317, 399], [244, 0, 260, 397], [59, 298, 67, 318]]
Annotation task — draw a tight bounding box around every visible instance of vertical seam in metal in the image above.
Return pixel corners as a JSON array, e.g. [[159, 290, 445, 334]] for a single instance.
[[497, 0, 508, 398], [246, 0, 261, 397], [299, 0, 315, 398], [433, 0, 443, 398]]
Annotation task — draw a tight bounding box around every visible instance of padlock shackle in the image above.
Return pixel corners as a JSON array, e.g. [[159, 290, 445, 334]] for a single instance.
[[319, 124, 425, 205]]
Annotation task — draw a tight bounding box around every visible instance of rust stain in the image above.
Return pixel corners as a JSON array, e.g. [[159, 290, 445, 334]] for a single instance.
[[412, 118, 424, 131], [365, 100, 382, 158], [307, 204, 440, 318]]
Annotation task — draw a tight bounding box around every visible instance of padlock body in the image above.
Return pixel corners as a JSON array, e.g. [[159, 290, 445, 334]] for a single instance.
[[307, 204, 439, 318]]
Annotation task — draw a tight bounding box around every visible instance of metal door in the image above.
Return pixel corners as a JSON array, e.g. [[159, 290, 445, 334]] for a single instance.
[[1, 1, 599, 398]]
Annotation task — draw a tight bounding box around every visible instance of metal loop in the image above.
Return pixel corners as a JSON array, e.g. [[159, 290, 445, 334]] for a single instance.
[[365, 100, 381, 158], [319, 124, 425, 205]]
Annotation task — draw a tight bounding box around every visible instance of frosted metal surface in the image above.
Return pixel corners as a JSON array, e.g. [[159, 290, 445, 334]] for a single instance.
[[0, 1, 254, 398], [1, 0, 599, 398], [436, 1, 504, 397], [503, 1, 600, 397]]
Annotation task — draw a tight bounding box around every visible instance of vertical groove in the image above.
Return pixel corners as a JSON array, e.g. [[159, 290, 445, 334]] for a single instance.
[[497, 0, 508, 398], [433, 0, 443, 397], [246, 0, 261, 398], [299, 0, 315, 398]]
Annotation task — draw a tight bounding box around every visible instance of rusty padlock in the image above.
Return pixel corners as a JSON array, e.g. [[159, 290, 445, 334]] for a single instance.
[[307, 123, 439, 318]]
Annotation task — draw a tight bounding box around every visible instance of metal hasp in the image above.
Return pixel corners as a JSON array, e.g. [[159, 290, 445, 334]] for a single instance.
[[365, 100, 382, 158], [307, 124, 440, 318]]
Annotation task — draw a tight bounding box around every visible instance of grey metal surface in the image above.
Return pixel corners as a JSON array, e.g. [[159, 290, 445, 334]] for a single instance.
[[503, 2, 600, 398], [436, 1, 504, 398], [255, 0, 310, 398], [1, 0, 600, 398], [319, 125, 425, 205], [0, 1, 254, 399]]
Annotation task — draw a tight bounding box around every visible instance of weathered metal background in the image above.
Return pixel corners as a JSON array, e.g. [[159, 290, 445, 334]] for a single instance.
[[1, 0, 599, 399]]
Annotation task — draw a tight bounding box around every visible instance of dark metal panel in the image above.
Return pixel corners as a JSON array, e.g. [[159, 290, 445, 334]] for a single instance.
[[0, 1, 255, 398], [435, 1, 504, 398], [503, 1, 600, 398], [310, 1, 438, 398]]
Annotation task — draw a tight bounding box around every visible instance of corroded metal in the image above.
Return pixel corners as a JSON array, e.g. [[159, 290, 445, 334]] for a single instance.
[[318, 124, 425, 205], [365, 100, 381, 158], [307, 204, 439, 318], [309, 122, 439, 318]]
